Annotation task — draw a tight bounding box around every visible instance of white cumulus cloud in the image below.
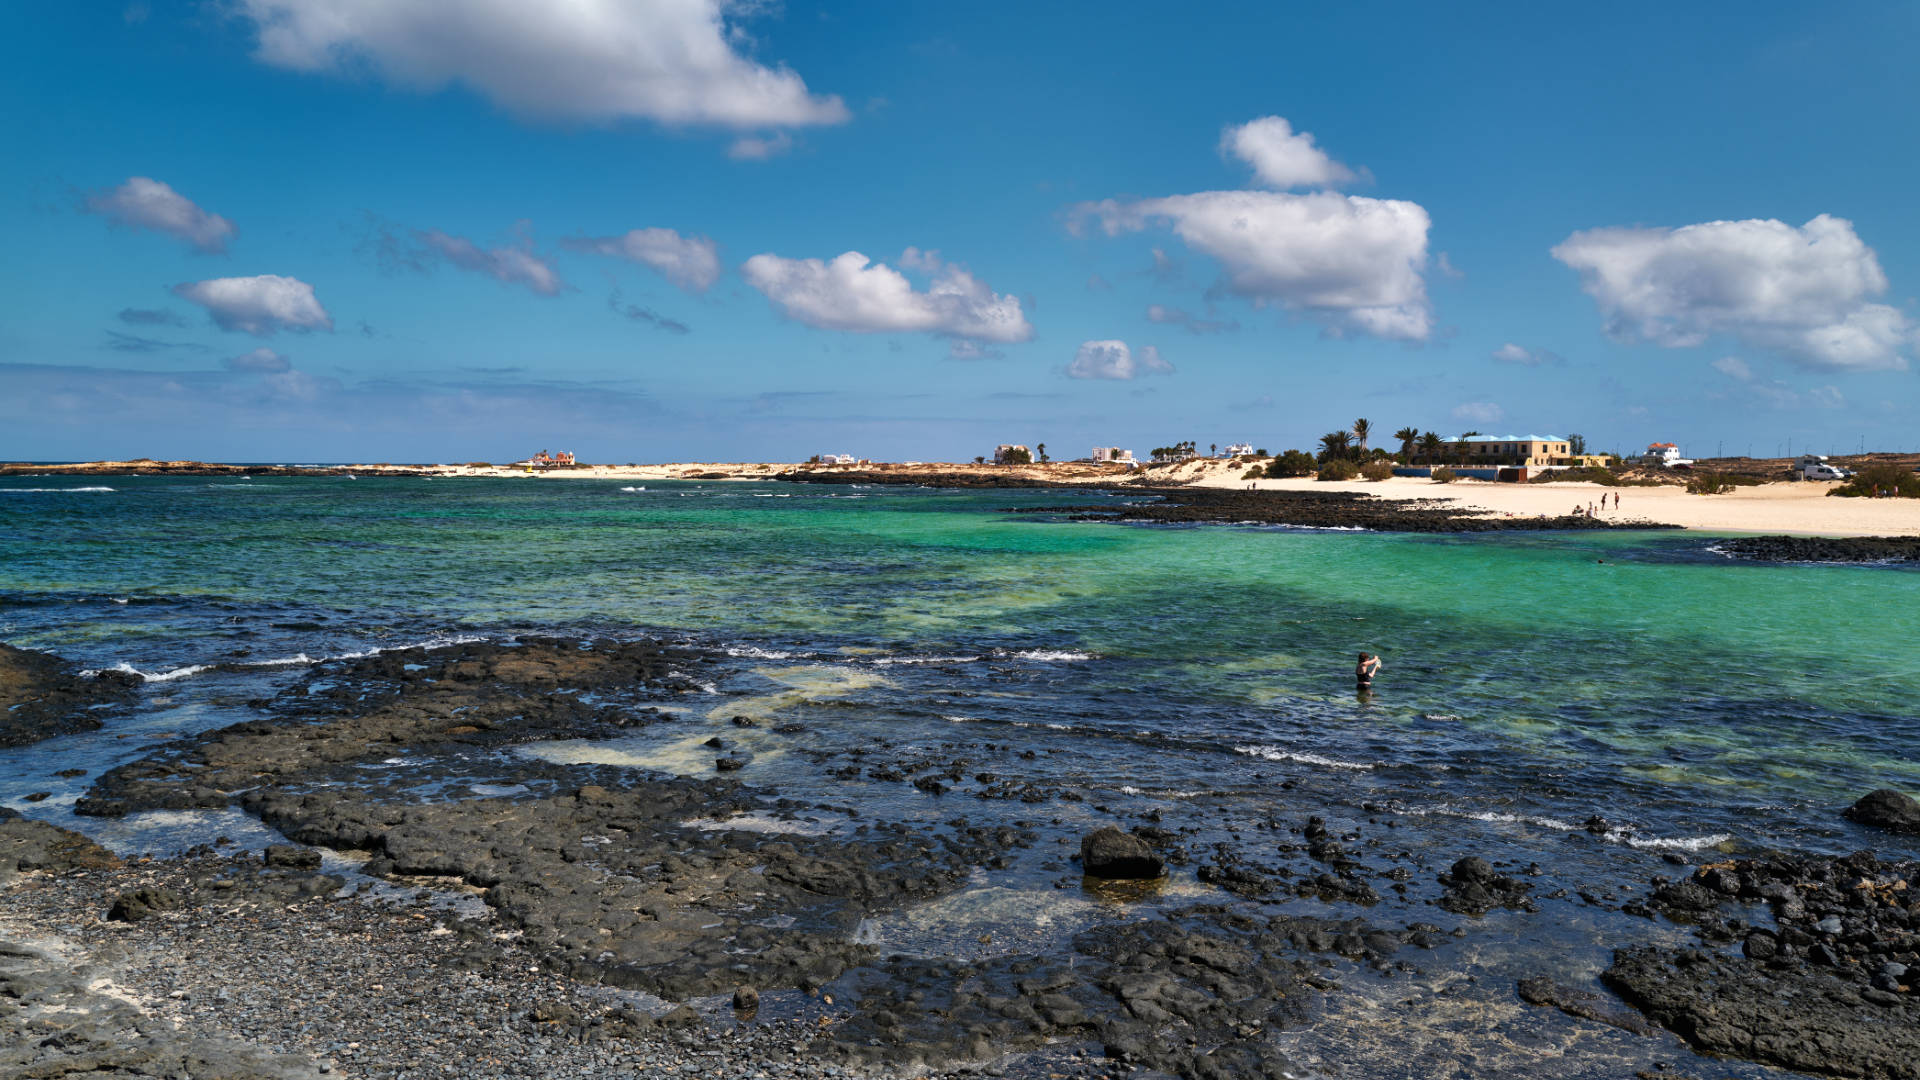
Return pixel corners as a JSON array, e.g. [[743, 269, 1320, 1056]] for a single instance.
[[233, 0, 848, 131], [741, 250, 1032, 344], [1451, 401, 1504, 425], [225, 347, 292, 373], [418, 230, 563, 295], [1711, 355, 1752, 380], [1551, 214, 1913, 372], [1220, 116, 1355, 189], [85, 177, 235, 253], [1066, 340, 1173, 380], [1078, 190, 1432, 340], [564, 228, 720, 292], [172, 275, 332, 336]]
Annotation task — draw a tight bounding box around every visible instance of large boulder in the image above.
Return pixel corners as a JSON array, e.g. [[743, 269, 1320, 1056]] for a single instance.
[[1842, 789, 1920, 835], [1080, 827, 1165, 880]]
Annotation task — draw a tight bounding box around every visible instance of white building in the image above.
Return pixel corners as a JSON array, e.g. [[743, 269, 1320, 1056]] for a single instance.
[[817, 453, 857, 465], [1221, 443, 1254, 457], [994, 444, 1031, 465], [1641, 442, 1694, 467], [1091, 446, 1136, 464]]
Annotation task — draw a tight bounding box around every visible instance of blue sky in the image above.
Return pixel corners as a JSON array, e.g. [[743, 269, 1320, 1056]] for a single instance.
[[3, 2, 1916, 463]]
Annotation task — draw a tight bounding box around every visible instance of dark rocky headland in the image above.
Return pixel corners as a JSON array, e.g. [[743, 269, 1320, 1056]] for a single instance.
[[1715, 535, 1920, 564]]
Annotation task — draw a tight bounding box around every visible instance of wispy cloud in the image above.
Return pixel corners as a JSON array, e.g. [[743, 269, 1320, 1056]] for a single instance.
[[84, 176, 235, 253], [607, 289, 690, 334]]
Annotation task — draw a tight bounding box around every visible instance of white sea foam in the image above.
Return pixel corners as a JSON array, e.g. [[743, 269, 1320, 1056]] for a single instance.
[[1, 486, 115, 493], [1002, 648, 1095, 662], [685, 813, 830, 836], [1233, 744, 1376, 771], [870, 655, 983, 666], [1405, 805, 1735, 852], [81, 662, 213, 683], [725, 645, 797, 660], [619, 486, 646, 492], [80, 633, 492, 683]]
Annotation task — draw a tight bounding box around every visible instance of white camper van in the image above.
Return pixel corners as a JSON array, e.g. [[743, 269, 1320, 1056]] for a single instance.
[[1792, 455, 1850, 481]]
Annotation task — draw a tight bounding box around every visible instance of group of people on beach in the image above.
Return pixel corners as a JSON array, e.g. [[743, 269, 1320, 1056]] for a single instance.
[[1572, 491, 1622, 517]]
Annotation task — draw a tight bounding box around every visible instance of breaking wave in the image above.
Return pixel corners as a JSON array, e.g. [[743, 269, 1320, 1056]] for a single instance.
[[1233, 744, 1377, 771]]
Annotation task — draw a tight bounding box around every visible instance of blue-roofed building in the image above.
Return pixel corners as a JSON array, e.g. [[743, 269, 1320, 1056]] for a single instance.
[[1426, 434, 1572, 467]]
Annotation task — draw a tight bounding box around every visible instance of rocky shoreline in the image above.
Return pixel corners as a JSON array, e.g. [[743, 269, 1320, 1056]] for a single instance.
[[0, 460, 396, 477], [6, 638, 1920, 1079], [0, 642, 139, 747], [1004, 487, 1679, 533], [1714, 535, 1920, 564]]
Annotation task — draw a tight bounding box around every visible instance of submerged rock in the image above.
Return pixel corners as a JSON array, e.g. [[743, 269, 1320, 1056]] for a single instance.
[[1080, 827, 1165, 880], [1843, 788, 1920, 835]]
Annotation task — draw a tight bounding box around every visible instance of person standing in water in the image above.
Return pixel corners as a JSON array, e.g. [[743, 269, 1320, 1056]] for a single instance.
[[1356, 652, 1381, 691]]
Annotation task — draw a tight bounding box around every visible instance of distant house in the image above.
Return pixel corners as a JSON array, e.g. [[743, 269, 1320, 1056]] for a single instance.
[[1091, 446, 1136, 464], [817, 453, 858, 465], [1641, 442, 1694, 467], [514, 449, 577, 468], [994, 444, 1031, 465], [1221, 443, 1254, 457]]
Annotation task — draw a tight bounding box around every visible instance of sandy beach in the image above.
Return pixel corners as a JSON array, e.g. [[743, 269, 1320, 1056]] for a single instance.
[[1220, 475, 1920, 537]]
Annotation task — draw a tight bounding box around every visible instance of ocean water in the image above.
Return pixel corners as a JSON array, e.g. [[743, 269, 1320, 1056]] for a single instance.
[[2, 475, 1916, 1072]]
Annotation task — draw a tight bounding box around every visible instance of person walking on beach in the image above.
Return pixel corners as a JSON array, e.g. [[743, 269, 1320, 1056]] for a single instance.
[[1356, 652, 1381, 691]]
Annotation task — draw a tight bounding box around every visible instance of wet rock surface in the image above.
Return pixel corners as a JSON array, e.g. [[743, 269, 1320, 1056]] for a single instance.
[[74, 637, 696, 817], [1607, 851, 1920, 1078], [1437, 856, 1537, 915], [0, 642, 138, 748], [0, 806, 121, 887], [7, 636, 1850, 1078], [1079, 826, 1165, 880], [1716, 535, 1920, 564], [1007, 487, 1676, 533]]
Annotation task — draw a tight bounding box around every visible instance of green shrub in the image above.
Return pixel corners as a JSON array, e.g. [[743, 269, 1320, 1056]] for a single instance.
[[1317, 459, 1360, 481], [1830, 464, 1920, 498], [1430, 467, 1458, 483], [1686, 473, 1739, 495], [1533, 466, 1620, 486], [1266, 450, 1317, 478], [1359, 460, 1395, 481], [1241, 466, 1266, 480]]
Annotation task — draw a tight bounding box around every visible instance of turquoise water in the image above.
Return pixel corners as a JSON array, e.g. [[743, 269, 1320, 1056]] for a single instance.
[[3, 474, 1917, 857]]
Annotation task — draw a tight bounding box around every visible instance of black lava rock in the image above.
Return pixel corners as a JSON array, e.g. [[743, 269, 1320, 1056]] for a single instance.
[[107, 887, 184, 922], [1080, 827, 1165, 880], [1842, 789, 1920, 835], [262, 844, 323, 871]]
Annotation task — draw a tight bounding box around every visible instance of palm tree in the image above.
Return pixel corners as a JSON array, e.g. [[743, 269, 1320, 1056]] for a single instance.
[[1394, 427, 1419, 461], [1318, 431, 1352, 461], [1210, 443, 1218, 457], [1419, 431, 1443, 463], [1037, 442, 1048, 463], [1351, 419, 1371, 454], [1456, 431, 1482, 465]]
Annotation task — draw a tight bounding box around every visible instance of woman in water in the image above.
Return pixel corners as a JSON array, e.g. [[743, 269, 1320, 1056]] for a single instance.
[[1356, 652, 1381, 690]]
